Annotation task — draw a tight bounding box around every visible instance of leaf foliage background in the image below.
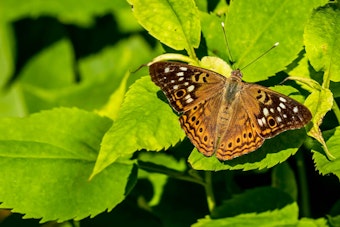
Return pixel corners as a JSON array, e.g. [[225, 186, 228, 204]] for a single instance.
[[0, 0, 339, 226]]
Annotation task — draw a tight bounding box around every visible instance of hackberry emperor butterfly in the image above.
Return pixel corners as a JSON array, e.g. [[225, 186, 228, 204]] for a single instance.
[[149, 61, 312, 161]]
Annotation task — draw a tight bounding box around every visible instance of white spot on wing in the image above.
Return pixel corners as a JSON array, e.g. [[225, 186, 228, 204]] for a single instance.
[[186, 98, 194, 103], [171, 80, 175, 83], [187, 85, 195, 92], [176, 72, 184, 77], [180, 67, 188, 71], [283, 114, 287, 118], [263, 108, 269, 117], [184, 94, 191, 100], [261, 117, 266, 125], [173, 85, 179, 90], [293, 106, 299, 113], [270, 108, 274, 113], [277, 106, 281, 112], [164, 67, 170, 73], [276, 116, 282, 123], [279, 97, 287, 102], [258, 118, 263, 127], [279, 103, 286, 109], [178, 77, 184, 81], [184, 82, 189, 86]]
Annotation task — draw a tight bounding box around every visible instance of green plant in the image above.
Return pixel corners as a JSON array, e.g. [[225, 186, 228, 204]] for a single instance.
[[0, 0, 339, 226]]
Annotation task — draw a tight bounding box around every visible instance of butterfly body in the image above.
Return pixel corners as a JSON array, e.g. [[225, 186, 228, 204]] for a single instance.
[[149, 61, 312, 161]]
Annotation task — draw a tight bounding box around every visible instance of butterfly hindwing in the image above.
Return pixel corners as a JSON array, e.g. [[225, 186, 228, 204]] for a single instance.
[[180, 93, 224, 157], [215, 97, 265, 160]]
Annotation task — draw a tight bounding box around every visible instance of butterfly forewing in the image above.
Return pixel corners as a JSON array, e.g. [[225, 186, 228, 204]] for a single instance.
[[149, 62, 226, 113], [242, 85, 312, 139]]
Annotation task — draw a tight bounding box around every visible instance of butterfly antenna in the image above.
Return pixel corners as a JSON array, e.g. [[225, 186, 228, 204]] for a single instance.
[[240, 42, 279, 70], [221, 22, 234, 64]]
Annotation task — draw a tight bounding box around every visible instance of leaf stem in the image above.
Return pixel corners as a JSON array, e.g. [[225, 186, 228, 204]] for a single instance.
[[332, 99, 340, 125], [138, 161, 216, 212], [138, 161, 205, 186], [295, 150, 311, 217], [186, 46, 198, 62], [204, 171, 216, 212], [322, 70, 330, 90]]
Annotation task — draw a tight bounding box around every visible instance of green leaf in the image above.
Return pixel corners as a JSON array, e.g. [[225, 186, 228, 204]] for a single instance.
[[285, 53, 325, 94], [91, 76, 185, 178], [18, 39, 76, 112], [194, 187, 298, 226], [297, 217, 328, 227], [194, 205, 297, 226], [113, 2, 145, 33], [189, 128, 306, 171], [312, 126, 340, 179], [199, 56, 232, 77], [328, 214, 340, 227], [286, 53, 312, 80], [0, 108, 137, 222], [0, 21, 15, 88], [0, 0, 126, 26], [304, 5, 340, 82], [19, 36, 151, 113], [20, 39, 75, 89], [211, 187, 295, 218], [223, 0, 328, 82], [79, 35, 152, 117], [97, 70, 130, 120], [305, 88, 335, 159], [0, 85, 27, 117], [138, 152, 187, 172], [200, 12, 228, 60], [330, 199, 340, 216], [127, 0, 201, 56], [271, 162, 298, 201], [138, 152, 187, 206]]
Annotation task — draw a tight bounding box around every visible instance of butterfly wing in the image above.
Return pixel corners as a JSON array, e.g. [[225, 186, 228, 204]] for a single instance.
[[214, 95, 265, 160], [149, 62, 226, 113], [214, 83, 312, 161], [180, 94, 224, 157], [242, 84, 312, 139], [150, 61, 228, 157]]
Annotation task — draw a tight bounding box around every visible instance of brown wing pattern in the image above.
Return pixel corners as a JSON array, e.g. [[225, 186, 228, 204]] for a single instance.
[[179, 94, 224, 157], [149, 61, 312, 161], [242, 84, 312, 139], [215, 97, 265, 160], [149, 62, 226, 113]]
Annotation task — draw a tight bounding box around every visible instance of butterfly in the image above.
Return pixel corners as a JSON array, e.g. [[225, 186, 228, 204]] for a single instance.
[[149, 61, 312, 161]]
